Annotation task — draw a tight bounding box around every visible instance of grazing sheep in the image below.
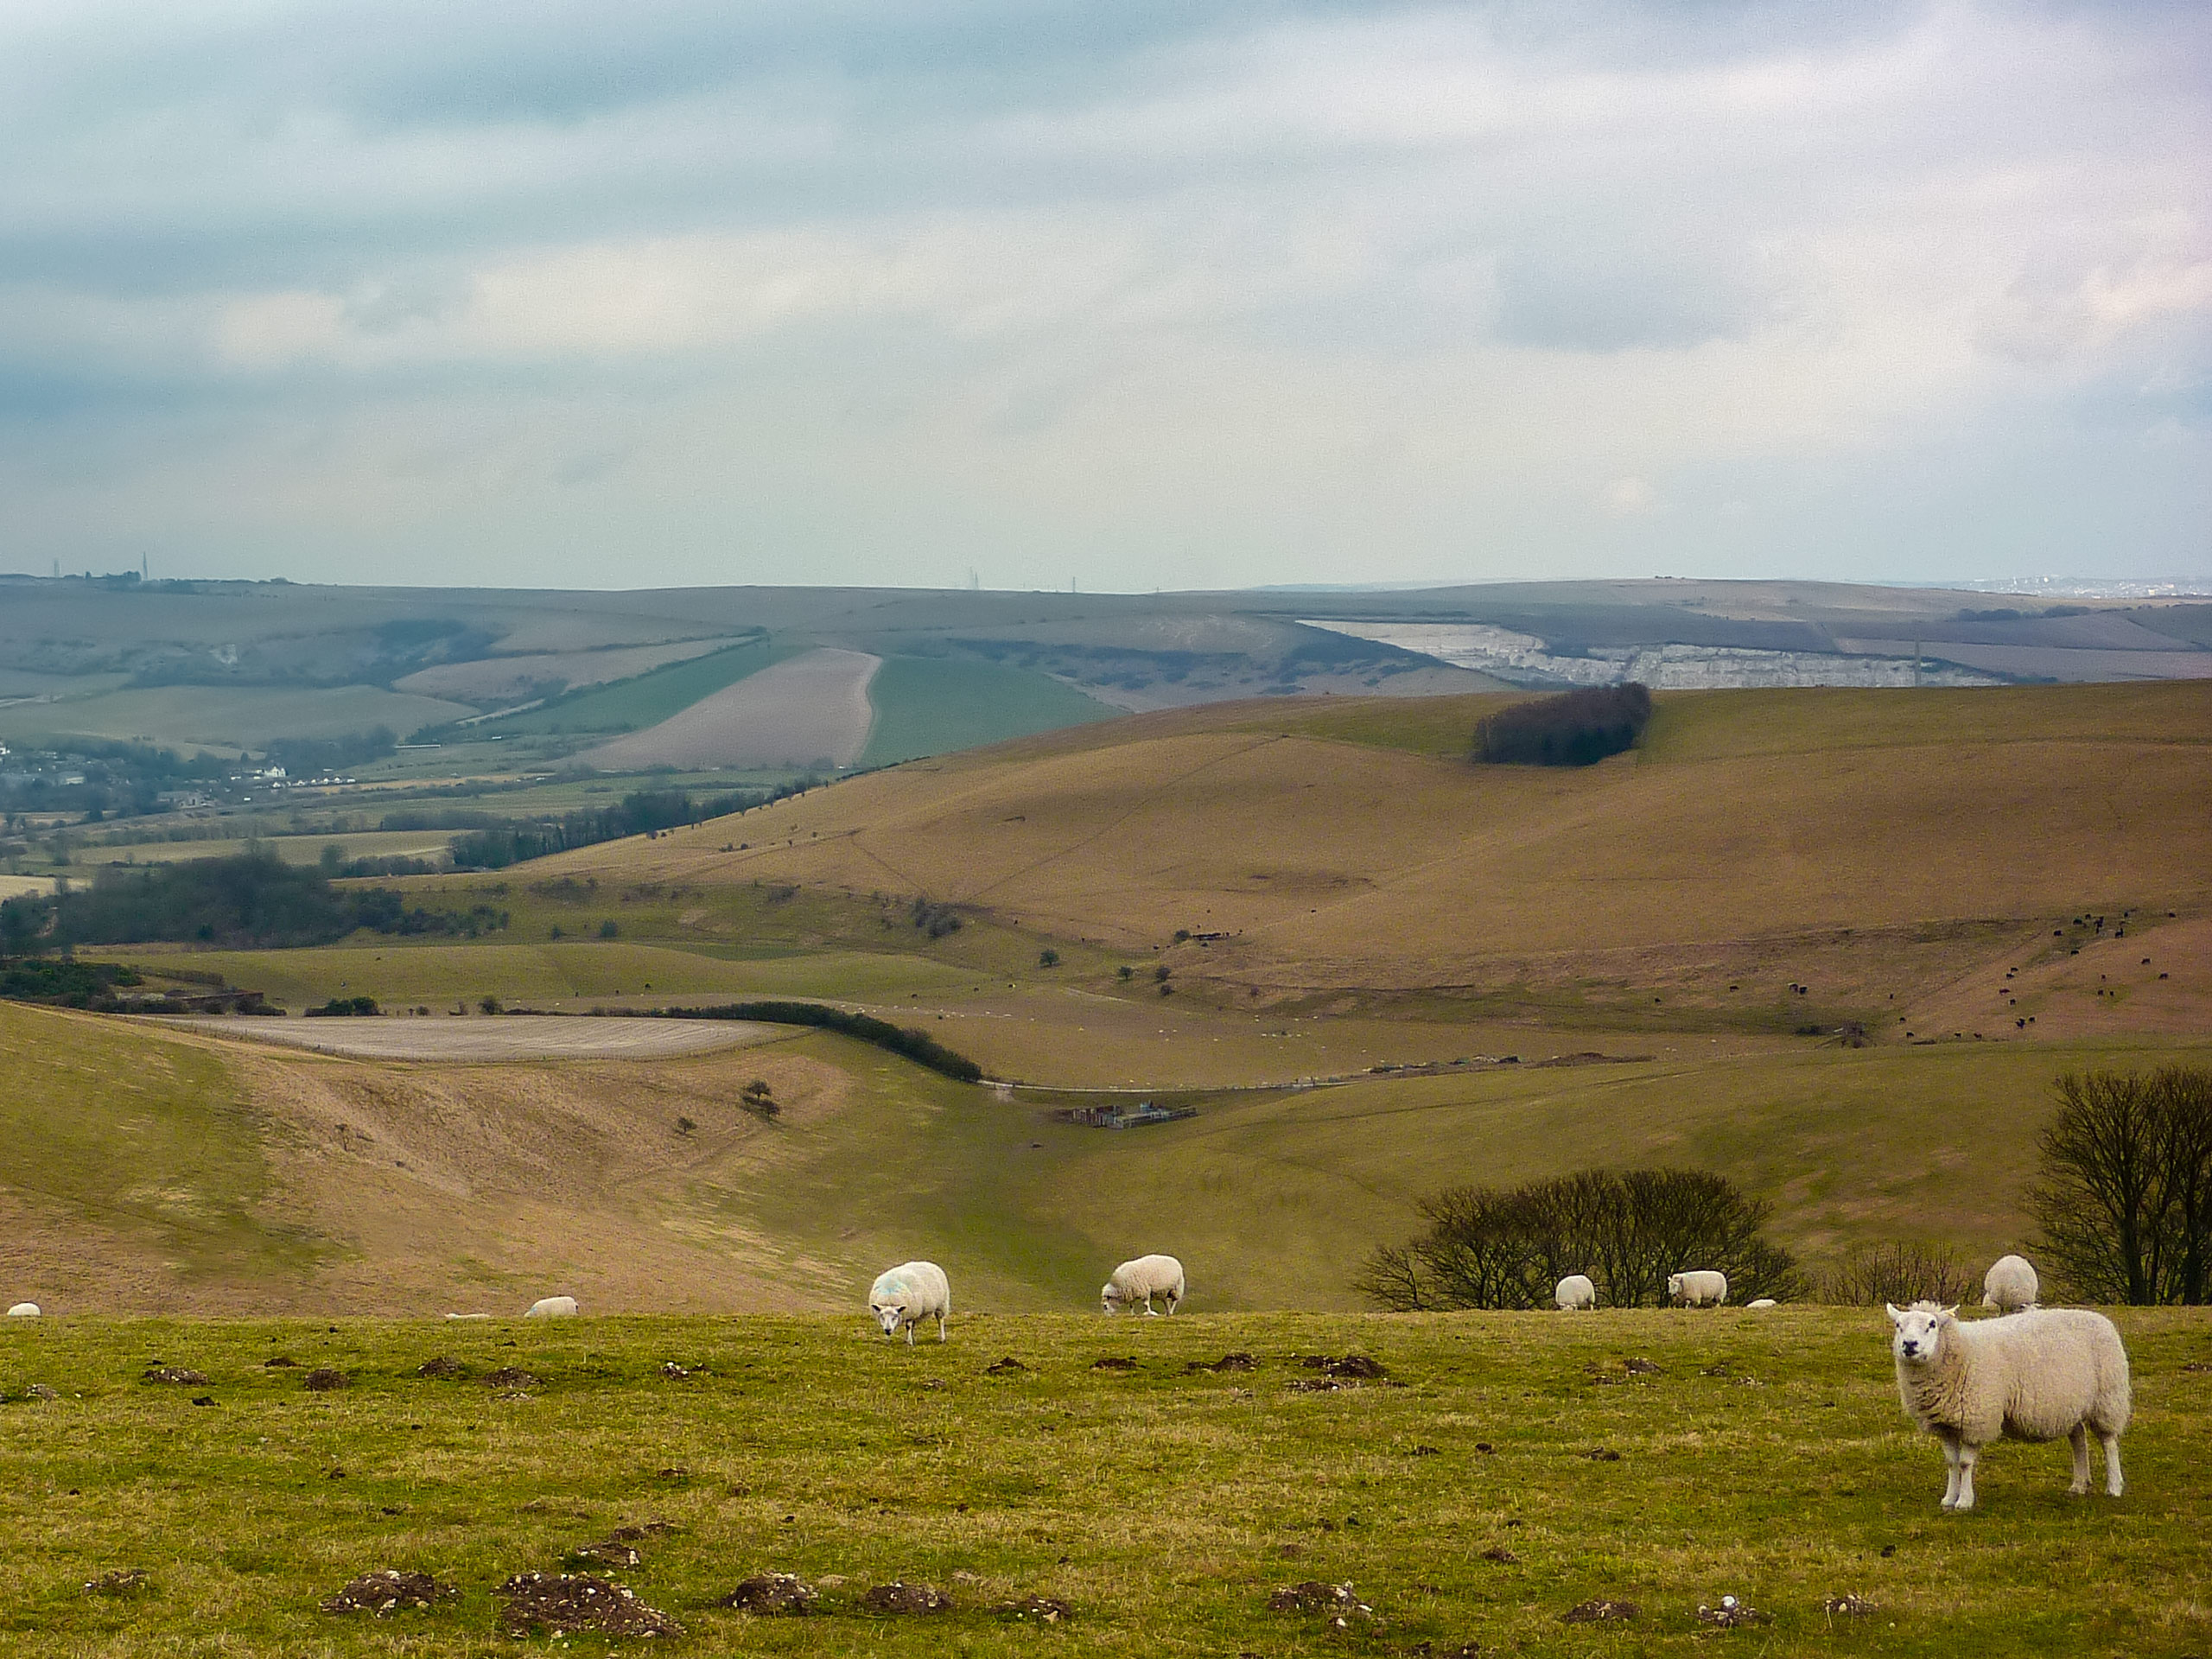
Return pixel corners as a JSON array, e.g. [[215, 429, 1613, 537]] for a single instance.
[[1102, 1255, 1186, 1316], [1667, 1270, 1728, 1307], [1886, 1300, 2130, 1510], [1554, 1274, 1596, 1311], [1981, 1255, 2039, 1315], [5, 1302, 38, 1318], [524, 1296, 578, 1319], [869, 1261, 951, 1344], [1745, 1298, 1778, 1309]]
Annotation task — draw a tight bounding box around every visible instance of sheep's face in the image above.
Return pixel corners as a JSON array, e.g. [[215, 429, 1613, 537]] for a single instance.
[[1100, 1283, 1123, 1315], [1886, 1302, 1955, 1364], [1665, 1274, 1684, 1299], [870, 1300, 906, 1337]]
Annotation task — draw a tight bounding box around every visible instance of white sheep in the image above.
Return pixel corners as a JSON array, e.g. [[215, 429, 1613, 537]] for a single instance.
[[1886, 1300, 2130, 1510], [1102, 1255, 1185, 1316], [5, 1303, 39, 1318], [869, 1261, 950, 1344], [524, 1295, 578, 1319], [1667, 1270, 1728, 1307], [1980, 1254, 2039, 1315], [1745, 1298, 1779, 1309], [1554, 1274, 1596, 1310]]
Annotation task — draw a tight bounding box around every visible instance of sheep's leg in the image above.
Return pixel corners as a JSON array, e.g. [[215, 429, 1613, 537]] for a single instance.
[[1937, 1433, 1962, 1510], [1953, 1442, 1979, 1511], [2101, 1432, 2124, 1498], [2068, 1425, 2091, 1495], [905, 1319, 916, 1347], [1165, 1292, 1179, 1315], [937, 1312, 947, 1343]]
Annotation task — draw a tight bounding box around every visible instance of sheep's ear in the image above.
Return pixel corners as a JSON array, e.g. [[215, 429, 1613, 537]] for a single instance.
[[1885, 1303, 1904, 1324], [1940, 1304, 1959, 1320]]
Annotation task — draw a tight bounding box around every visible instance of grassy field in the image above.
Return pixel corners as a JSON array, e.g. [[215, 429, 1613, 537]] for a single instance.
[[858, 656, 1119, 769], [3, 1310, 2208, 1656], [0, 684, 476, 753], [483, 638, 797, 737], [71, 831, 466, 869]]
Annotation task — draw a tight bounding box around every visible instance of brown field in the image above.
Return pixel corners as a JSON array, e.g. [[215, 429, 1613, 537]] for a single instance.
[[578, 646, 880, 771], [390, 636, 747, 702]]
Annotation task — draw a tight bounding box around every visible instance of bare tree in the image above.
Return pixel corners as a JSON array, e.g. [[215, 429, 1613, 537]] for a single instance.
[[2031, 1067, 2212, 1304], [1816, 1242, 1976, 1306]]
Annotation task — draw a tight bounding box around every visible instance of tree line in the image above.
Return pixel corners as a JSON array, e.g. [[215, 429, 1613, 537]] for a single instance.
[[446, 782, 819, 870], [1472, 683, 1653, 766]]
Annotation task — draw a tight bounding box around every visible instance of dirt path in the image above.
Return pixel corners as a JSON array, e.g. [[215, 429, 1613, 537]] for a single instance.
[[143, 1015, 783, 1061], [578, 647, 880, 771]]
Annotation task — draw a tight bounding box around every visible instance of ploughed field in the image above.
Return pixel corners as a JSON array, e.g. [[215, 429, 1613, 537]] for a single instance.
[[3, 1311, 2205, 1657]]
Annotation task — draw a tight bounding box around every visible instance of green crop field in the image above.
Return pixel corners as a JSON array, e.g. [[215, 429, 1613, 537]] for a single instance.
[[3, 1311, 2206, 1656], [483, 638, 794, 737], [858, 657, 1118, 770], [0, 684, 476, 754]]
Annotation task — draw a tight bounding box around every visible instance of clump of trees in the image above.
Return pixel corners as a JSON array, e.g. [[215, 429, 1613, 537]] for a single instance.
[[1472, 683, 1653, 766], [1358, 1167, 1801, 1310], [1815, 1241, 1977, 1307], [660, 1000, 984, 1083], [447, 781, 819, 871], [0, 851, 506, 950], [0, 957, 143, 1007], [2031, 1067, 2212, 1305]]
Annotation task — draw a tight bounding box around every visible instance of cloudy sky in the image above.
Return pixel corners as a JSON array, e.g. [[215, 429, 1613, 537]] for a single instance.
[[2, 1, 2205, 591]]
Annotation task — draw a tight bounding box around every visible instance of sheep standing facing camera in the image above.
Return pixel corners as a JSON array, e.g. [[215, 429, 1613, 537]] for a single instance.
[[1981, 1255, 2039, 1314], [1554, 1274, 1596, 1310], [1102, 1255, 1185, 1316], [870, 1261, 951, 1344], [1886, 1300, 2130, 1510]]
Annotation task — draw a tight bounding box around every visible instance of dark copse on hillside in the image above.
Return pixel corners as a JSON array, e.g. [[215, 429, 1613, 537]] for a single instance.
[[660, 1001, 985, 1083], [0, 956, 141, 1007], [447, 782, 818, 871], [1358, 1167, 1801, 1310], [1472, 683, 1653, 766], [2031, 1067, 2212, 1305], [263, 728, 397, 775], [0, 851, 507, 950]]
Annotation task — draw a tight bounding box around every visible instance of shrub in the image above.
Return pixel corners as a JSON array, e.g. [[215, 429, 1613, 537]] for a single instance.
[[1038, 949, 1059, 968], [305, 996, 381, 1018], [1815, 1241, 1975, 1306], [1472, 683, 1653, 767], [1357, 1167, 1802, 1310]]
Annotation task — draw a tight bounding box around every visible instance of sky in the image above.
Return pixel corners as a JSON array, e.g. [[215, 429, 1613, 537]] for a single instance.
[[1, 1, 2206, 592]]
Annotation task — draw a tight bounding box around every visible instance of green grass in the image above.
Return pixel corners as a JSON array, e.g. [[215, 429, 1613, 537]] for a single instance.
[[72, 831, 465, 868], [484, 638, 792, 737], [2, 1310, 2205, 1656], [0, 1005, 312, 1284], [0, 684, 477, 753], [858, 657, 1118, 769]]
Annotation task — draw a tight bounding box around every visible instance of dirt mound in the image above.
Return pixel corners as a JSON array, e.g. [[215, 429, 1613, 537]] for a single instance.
[[1698, 1596, 1767, 1627], [983, 1356, 1027, 1375], [321, 1569, 454, 1615], [1824, 1593, 1878, 1618], [1267, 1581, 1371, 1616], [1479, 1546, 1519, 1565], [484, 1366, 543, 1390], [990, 1594, 1073, 1624], [1185, 1351, 1257, 1373], [1560, 1598, 1638, 1624], [861, 1581, 952, 1614], [142, 1366, 206, 1385], [304, 1368, 349, 1391], [1300, 1354, 1388, 1379], [496, 1573, 683, 1639], [718, 1573, 818, 1614], [568, 1541, 641, 1569], [84, 1569, 149, 1596], [607, 1521, 680, 1541], [416, 1356, 470, 1379], [1090, 1356, 1139, 1370], [264, 1356, 299, 1368]]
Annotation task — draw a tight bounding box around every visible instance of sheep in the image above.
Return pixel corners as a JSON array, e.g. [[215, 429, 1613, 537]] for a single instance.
[[5, 1303, 38, 1318], [524, 1295, 578, 1319], [1745, 1298, 1779, 1309], [1885, 1300, 2130, 1510], [1981, 1254, 2039, 1315], [1554, 1274, 1596, 1310], [869, 1261, 951, 1344], [1667, 1270, 1728, 1307], [1102, 1255, 1185, 1316]]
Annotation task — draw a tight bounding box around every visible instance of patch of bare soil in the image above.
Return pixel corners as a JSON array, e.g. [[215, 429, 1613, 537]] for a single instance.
[[990, 1595, 1072, 1623], [303, 1368, 348, 1391], [983, 1356, 1027, 1375], [152, 1014, 776, 1062], [483, 1366, 543, 1390], [321, 1569, 454, 1615], [496, 1573, 683, 1639], [1560, 1598, 1638, 1623], [1267, 1581, 1375, 1620], [568, 1541, 640, 1569], [1300, 1354, 1388, 1379], [1090, 1356, 1138, 1370], [142, 1366, 206, 1385], [1824, 1593, 1878, 1618], [719, 1573, 818, 1613], [861, 1581, 952, 1614], [416, 1356, 469, 1378], [1698, 1597, 1768, 1626], [84, 1569, 149, 1596], [1185, 1351, 1257, 1373], [578, 647, 881, 771]]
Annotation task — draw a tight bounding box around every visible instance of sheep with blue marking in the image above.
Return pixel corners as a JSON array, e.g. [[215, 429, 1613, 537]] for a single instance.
[[869, 1261, 950, 1344]]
